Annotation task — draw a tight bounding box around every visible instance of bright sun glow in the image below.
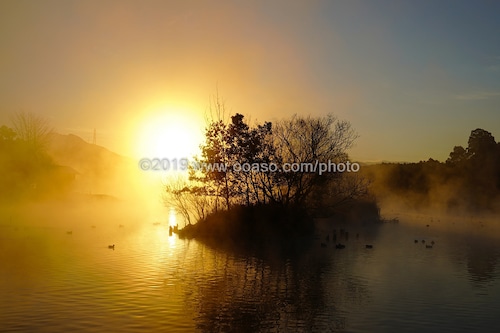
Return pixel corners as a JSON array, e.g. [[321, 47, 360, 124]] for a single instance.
[[134, 107, 203, 161], [168, 208, 177, 227], [131, 105, 203, 214]]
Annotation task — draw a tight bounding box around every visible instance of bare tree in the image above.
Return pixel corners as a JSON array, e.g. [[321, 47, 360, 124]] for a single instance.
[[10, 112, 52, 153], [272, 114, 358, 206], [164, 175, 216, 226]]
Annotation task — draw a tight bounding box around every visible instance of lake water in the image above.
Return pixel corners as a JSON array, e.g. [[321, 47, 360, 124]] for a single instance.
[[1, 205, 500, 332]]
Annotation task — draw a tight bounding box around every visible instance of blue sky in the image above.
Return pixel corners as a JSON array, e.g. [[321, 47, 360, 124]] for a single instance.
[[0, 0, 499, 161]]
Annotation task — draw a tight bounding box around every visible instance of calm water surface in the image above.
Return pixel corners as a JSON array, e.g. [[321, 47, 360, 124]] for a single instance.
[[1, 208, 500, 332]]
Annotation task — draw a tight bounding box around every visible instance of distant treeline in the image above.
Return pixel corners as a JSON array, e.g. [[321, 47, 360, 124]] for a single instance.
[[364, 128, 500, 212]]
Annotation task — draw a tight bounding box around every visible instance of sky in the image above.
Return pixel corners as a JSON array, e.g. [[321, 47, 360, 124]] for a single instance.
[[1, 0, 499, 162]]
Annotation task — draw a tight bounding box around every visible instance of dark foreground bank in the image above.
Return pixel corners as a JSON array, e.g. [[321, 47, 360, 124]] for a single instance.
[[178, 199, 381, 251]]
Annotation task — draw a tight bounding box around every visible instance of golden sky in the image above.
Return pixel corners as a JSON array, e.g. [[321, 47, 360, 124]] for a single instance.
[[1, 0, 499, 162]]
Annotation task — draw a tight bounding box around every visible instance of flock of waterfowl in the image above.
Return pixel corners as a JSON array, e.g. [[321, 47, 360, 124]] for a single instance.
[[416, 239, 436, 248], [319, 227, 436, 250], [320, 228, 355, 249], [65, 219, 439, 252]]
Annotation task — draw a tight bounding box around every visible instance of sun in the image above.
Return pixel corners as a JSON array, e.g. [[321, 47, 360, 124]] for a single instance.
[[134, 107, 203, 162]]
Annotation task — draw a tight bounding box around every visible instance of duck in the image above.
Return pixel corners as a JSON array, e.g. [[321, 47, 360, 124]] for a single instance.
[[108, 244, 115, 249], [414, 239, 418, 243]]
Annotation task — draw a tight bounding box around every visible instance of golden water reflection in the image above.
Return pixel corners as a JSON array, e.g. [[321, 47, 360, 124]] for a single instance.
[[1, 203, 500, 332]]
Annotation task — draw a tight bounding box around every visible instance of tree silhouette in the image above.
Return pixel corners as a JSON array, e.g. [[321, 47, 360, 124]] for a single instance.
[[0, 125, 17, 143], [10, 111, 52, 155], [178, 107, 362, 219], [273, 114, 357, 207], [467, 128, 496, 160], [446, 146, 468, 164]]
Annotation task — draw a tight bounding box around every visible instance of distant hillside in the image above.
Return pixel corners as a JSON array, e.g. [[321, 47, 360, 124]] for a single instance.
[[47, 133, 127, 174], [46, 133, 136, 197]]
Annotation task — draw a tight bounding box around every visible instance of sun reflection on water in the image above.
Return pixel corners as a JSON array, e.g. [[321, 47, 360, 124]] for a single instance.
[[168, 208, 177, 227], [168, 208, 177, 247]]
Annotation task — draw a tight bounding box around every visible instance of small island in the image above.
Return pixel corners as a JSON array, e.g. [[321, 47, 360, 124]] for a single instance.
[[166, 98, 380, 250]]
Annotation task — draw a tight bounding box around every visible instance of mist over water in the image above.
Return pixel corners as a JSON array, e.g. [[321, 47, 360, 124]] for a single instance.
[[1, 126, 500, 331], [2, 0, 500, 330], [1, 194, 500, 332]]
